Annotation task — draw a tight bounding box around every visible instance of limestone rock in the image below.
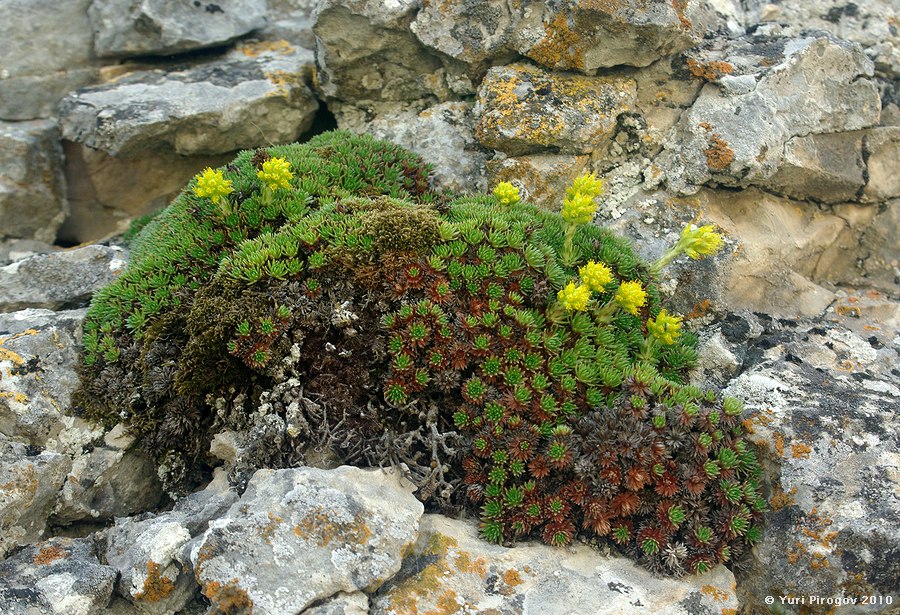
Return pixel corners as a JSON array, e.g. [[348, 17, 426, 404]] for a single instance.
[[0, 120, 68, 243], [105, 483, 238, 614], [336, 101, 491, 193], [475, 63, 637, 156], [743, 0, 900, 77], [863, 127, 900, 201], [765, 131, 866, 203], [0, 434, 70, 559], [724, 316, 899, 613], [649, 32, 881, 197], [513, 0, 712, 72], [410, 0, 520, 67], [486, 154, 589, 211], [0, 309, 86, 447], [373, 515, 739, 615], [89, 0, 268, 59], [0, 246, 127, 313], [0, 537, 117, 615], [262, 0, 318, 48], [58, 44, 318, 158], [312, 0, 473, 103], [304, 592, 369, 615], [190, 466, 423, 614], [0, 0, 98, 120]]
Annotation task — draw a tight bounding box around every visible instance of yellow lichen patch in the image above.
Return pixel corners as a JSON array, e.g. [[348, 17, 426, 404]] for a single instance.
[[791, 442, 812, 459], [265, 70, 303, 98], [526, 12, 586, 71], [202, 578, 253, 615], [0, 329, 38, 367], [700, 584, 730, 602], [704, 133, 735, 171], [292, 509, 372, 548], [502, 568, 523, 588], [722, 609, 738, 615], [238, 40, 294, 57], [0, 391, 28, 403], [135, 560, 176, 602], [774, 433, 785, 458], [687, 59, 734, 82], [259, 511, 284, 544], [33, 544, 68, 565]]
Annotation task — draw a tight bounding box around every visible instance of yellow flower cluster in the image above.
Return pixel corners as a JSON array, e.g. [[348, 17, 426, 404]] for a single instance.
[[561, 172, 603, 225], [680, 224, 723, 259], [578, 261, 614, 292], [492, 181, 520, 206], [192, 168, 233, 205], [614, 281, 647, 316], [257, 157, 294, 191], [647, 309, 682, 345], [557, 282, 592, 312]]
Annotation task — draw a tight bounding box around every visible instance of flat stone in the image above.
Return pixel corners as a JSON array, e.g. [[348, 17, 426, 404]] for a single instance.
[[648, 32, 882, 197], [190, 466, 423, 615], [0, 537, 117, 615], [260, 0, 317, 48], [475, 63, 637, 156], [513, 0, 712, 72], [0, 0, 97, 120], [0, 245, 127, 313], [0, 309, 87, 447], [58, 44, 318, 157], [486, 154, 589, 211], [0, 434, 70, 559], [0, 120, 68, 243], [372, 515, 739, 615], [89, 0, 268, 59], [764, 131, 866, 203]]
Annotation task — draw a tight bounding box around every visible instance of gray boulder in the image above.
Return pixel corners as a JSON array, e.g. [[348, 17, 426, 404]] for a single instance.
[[0, 309, 86, 447], [89, 0, 268, 59], [59, 45, 318, 157], [0, 120, 68, 243], [648, 32, 881, 197], [0, 537, 117, 615], [0, 0, 97, 120], [0, 245, 127, 313], [475, 63, 637, 156], [0, 434, 70, 559], [190, 466, 423, 614], [372, 515, 740, 614], [312, 0, 473, 103], [721, 314, 899, 613], [105, 477, 237, 614]]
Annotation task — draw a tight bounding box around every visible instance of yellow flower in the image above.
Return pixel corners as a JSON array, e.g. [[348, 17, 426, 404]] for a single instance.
[[557, 282, 591, 312], [614, 280, 647, 316], [192, 168, 233, 205], [680, 224, 723, 259], [561, 192, 597, 225], [257, 157, 293, 191], [578, 261, 614, 293], [493, 181, 520, 206], [566, 172, 603, 200], [647, 309, 682, 345]]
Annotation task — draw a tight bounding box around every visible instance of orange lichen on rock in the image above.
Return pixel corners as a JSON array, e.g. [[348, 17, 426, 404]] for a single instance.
[[33, 544, 68, 565], [704, 133, 735, 171], [502, 568, 524, 588], [671, 0, 692, 29], [203, 578, 254, 615], [526, 13, 586, 71], [292, 509, 372, 548], [791, 442, 812, 459], [700, 584, 730, 602], [687, 59, 734, 81], [770, 485, 797, 511], [135, 560, 176, 602], [238, 40, 294, 57]]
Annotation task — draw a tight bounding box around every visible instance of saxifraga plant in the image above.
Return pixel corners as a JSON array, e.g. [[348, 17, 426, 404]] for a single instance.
[[74, 131, 763, 576]]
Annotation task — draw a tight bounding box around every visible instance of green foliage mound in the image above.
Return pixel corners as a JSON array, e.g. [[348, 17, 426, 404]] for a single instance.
[[76, 131, 763, 575]]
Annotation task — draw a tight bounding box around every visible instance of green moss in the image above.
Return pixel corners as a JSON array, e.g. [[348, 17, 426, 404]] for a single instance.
[[75, 130, 760, 576]]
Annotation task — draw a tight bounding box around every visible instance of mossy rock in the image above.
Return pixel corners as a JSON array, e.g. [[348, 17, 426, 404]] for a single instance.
[[75, 131, 762, 576]]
